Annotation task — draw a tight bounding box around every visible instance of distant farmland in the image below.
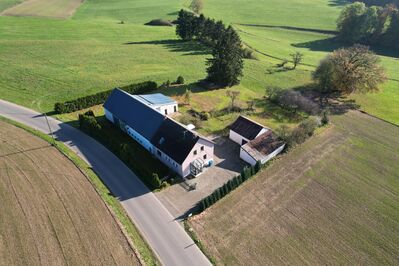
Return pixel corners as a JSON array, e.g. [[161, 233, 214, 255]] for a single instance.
[[191, 111, 399, 265], [1, 0, 83, 18], [0, 120, 139, 265]]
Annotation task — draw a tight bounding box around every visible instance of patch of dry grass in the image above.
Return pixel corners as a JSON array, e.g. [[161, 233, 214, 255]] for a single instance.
[[190, 111, 399, 265], [1, 0, 83, 18]]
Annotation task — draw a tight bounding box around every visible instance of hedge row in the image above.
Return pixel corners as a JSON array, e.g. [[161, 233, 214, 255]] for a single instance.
[[78, 111, 168, 190], [55, 81, 157, 114], [198, 161, 262, 212]]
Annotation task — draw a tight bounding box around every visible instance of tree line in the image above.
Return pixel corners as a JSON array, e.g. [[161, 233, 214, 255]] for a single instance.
[[337, 2, 399, 49], [54, 81, 157, 114], [176, 9, 244, 87]]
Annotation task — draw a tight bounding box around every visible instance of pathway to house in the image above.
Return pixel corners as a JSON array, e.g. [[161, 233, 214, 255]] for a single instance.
[[0, 99, 211, 266], [157, 137, 248, 219]]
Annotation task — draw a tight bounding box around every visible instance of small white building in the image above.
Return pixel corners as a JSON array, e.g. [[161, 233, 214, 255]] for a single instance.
[[132, 93, 178, 115], [229, 115, 269, 146], [229, 116, 285, 166]]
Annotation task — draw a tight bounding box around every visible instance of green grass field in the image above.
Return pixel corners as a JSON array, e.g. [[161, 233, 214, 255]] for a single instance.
[[190, 111, 399, 265], [0, 0, 397, 127]]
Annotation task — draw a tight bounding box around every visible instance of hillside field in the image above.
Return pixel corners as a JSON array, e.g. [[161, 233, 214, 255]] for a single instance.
[[1, 0, 83, 18], [0, 119, 139, 265], [0, 0, 398, 126], [190, 111, 399, 265]]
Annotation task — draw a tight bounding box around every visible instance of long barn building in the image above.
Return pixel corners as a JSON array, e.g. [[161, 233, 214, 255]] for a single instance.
[[104, 89, 214, 177]]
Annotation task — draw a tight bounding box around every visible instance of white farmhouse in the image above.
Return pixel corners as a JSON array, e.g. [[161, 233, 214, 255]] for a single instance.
[[104, 89, 214, 177]]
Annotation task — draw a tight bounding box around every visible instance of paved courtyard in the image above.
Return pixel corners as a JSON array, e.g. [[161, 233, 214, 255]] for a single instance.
[[156, 136, 248, 219]]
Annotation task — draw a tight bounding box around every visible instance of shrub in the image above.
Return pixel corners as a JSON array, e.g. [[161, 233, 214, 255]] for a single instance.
[[277, 90, 319, 115], [145, 19, 173, 26], [242, 47, 256, 59], [54, 81, 157, 114], [151, 173, 162, 188], [78, 113, 102, 135], [299, 117, 319, 137], [321, 110, 329, 125], [176, 76, 185, 84]]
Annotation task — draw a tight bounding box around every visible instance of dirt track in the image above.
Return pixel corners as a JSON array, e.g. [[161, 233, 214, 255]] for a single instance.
[[0, 120, 139, 265]]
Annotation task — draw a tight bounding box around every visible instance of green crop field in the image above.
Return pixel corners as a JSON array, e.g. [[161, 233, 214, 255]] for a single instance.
[[0, 0, 398, 126], [190, 111, 399, 265]]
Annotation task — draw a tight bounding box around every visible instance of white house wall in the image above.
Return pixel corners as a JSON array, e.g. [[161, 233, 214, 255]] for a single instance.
[[229, 130, 250, 145], [182, 138, 214, 177], [104, 108, 114, 123], [255, 128, 268, 138], [125, 125, 153, 152], [154, 149, 183, 176]]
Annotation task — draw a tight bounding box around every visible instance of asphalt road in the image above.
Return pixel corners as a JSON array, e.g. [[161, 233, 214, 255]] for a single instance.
[[0, 99, 211, 266]]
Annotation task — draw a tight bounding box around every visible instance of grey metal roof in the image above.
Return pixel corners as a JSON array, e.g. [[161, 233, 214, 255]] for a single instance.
[[103, 89, 166, 140], [134, 93, 176, 106]]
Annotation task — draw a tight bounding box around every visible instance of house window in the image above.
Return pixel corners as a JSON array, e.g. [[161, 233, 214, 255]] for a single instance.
[[203, 154, 207, 160], [193, 150, 197, 155], [174, 105, 177, 112], [164, 109, 168, 115], [200, 146, 204, 151]]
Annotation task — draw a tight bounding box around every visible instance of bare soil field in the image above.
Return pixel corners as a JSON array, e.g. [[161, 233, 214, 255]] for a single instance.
[[0, 120, 139, 265], [1, 0, 83, 18], [190, 111, 399, 265]]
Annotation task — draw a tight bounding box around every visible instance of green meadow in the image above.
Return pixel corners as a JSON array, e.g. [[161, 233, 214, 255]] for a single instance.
[[0, 0, 398, 126]]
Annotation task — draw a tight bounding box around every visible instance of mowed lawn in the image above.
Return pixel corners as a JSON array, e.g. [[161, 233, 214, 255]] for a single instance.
[[190, 111, 399, 265], [0, 120, 139, 265], [0, 0, 398, 125]]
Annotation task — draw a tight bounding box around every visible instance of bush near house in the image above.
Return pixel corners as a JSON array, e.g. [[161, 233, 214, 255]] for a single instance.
[[78, 111, 169, 189], [55, 81, 157, 114], [198, 161, 263, 212]]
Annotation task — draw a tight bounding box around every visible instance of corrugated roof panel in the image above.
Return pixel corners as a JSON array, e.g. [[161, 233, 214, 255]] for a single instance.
[[137, 93, 176, 105]]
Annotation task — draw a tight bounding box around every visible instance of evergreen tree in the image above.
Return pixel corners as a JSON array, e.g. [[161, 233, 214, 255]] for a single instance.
[[206, 26, 244, 86], [176, 9, 196, 40]]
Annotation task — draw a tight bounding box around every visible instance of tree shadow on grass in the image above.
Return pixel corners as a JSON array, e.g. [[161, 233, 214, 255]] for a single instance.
[[328, 0, 349, 7], [293, 36, 399, 59], [124, 39, 211, 56]]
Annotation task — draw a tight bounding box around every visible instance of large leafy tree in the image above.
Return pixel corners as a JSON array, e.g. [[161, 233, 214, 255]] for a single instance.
[[313, 44, 386, 97], [206, 26, 244, 87]]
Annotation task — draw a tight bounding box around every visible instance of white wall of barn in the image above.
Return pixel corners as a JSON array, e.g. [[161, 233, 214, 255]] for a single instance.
[[229, 130, 249, 145], [239, 148, 257, 166]]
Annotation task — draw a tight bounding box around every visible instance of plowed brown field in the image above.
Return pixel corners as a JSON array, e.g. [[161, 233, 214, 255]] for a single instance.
[[0, 120, 139, 265]]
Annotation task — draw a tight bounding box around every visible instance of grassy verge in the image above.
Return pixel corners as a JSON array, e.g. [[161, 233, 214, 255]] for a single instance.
[[0, 115, 160, 266], [183, 220, 216, 265]]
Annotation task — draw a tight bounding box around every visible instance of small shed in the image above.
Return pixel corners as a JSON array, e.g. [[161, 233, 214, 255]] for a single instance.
[[229, 116, 269, 146], [240, 131, 285, 166], [133, 93, 178, 115]]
